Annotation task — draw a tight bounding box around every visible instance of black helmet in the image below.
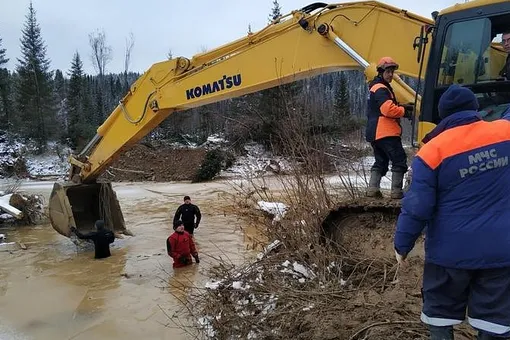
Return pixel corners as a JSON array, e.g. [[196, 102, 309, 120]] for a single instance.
[[95, 220, 105, 230], [173, 220, 183, 230]]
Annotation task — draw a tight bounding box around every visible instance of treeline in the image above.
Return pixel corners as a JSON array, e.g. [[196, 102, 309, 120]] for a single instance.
[[0, 2, 141, 153], [0, 1, 417, 156]]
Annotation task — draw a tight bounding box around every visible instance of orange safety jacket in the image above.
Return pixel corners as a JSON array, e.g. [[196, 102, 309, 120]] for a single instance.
[[365, 76, 405, 142]]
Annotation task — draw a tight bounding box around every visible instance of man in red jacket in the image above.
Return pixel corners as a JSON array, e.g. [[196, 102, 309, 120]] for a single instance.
[[166, 220, 199, 268]]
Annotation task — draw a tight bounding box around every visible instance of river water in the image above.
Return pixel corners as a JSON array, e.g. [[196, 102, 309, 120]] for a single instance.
[[0, 180, 259, 340]]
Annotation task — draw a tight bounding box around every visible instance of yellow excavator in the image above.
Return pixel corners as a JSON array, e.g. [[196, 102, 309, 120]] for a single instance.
[[48, 0, 510, 237]]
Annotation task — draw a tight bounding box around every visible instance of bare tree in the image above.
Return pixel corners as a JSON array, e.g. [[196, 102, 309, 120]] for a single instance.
[[124, 32, 134, 74], [88, 29, 112, 123], [124, 31, 135, 91], [88, 29, 112, 76]]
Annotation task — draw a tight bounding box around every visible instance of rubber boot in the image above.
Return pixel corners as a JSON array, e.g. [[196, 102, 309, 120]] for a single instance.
[[428, 325, 454, 340], [366, 170, 383, 198], [390, 171, 405, 199]]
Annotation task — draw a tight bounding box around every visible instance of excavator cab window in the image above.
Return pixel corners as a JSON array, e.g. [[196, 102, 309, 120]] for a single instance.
[[430, 12, 510, 124], [437, 18, 504, 86]]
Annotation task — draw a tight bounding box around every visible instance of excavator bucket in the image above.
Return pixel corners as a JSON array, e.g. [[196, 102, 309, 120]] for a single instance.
[[49, 181, 127, 237], [320, 197, 403, 247]]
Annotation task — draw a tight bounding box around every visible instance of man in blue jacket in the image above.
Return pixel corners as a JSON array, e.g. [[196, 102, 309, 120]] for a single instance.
[[394, 84, 510, 340]]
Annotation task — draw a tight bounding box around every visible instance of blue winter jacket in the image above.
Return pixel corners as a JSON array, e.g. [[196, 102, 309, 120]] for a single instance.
[[394, 109, 510, 269]]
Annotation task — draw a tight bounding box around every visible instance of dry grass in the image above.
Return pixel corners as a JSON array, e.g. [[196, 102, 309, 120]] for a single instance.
[[161, 92, 475, 340]]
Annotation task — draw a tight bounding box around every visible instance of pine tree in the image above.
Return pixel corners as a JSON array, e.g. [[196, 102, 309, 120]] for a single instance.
[[53, 69, 67, 139], [334, 72, 350, 119], [0, 36, 12, 128], [53, 69, 66, 101], [333, 72, 361, 135], [248, 24, 253, 34], [15, 1, 55, 152], [268, 0, 282, 22], [66, 52, 85, 149], [0, 36, 7, 66]]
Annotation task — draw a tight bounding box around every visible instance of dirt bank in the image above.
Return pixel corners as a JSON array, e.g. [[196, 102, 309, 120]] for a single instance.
[[100, 144, 207, 182], [192, 198, 477, 340]]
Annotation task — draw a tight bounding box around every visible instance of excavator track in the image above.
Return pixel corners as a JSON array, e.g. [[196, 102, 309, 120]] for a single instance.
[[320, 197, 402, 247]]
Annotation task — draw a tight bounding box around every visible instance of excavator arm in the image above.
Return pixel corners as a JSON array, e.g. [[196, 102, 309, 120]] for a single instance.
[[49, 1, 434, 237], [72, 1, 432, 182]]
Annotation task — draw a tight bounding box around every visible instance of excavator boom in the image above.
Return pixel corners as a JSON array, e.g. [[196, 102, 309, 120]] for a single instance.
[[48, 0, 510, 237], [75, 1, 431, 183]]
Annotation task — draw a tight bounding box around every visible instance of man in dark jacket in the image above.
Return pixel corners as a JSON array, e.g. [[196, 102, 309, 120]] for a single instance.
[[173, 195, 201, 235], [71, 220, 115, 259], [498, 32, 510, 79], [365, 57, 413, 199], [394, 84, 510, 339]]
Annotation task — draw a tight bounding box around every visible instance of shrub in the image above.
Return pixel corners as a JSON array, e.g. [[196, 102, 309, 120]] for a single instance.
[[192, 149, 232, 182]]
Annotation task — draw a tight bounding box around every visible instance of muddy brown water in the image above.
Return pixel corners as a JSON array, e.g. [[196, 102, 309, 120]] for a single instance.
[[0, 180, 260, 340]]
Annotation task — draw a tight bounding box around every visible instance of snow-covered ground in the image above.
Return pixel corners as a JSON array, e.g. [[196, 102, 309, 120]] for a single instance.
[[219, 142, 293, 178], [24, 147, 70, 177], [1, 130, 407, 188], [328, 155, 411, 190], [0, 132, 71, 179]]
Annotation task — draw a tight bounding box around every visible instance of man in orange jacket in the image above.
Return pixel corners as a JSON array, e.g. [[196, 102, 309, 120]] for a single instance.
[[166, 220, 199, 268], [365, 57, 413, 199]]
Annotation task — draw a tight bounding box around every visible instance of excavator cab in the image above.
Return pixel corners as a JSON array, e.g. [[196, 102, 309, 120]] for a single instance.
[[418, 2, 510, 139]]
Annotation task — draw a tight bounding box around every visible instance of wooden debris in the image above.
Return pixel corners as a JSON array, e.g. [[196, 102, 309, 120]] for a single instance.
[[0, 194, 23, 219]]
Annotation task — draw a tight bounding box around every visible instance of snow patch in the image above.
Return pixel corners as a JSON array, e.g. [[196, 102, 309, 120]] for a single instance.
[[256, 201, 288, 222], [220, 142, 292, 178], [292, 262, 316, 279], [232, 281, 251, 290], [256, 239, 282, 260], [0, 213, 14, 222], [302, 304, 314, 311], [205, 280, 224, 290], [198, 316, 216, 338]]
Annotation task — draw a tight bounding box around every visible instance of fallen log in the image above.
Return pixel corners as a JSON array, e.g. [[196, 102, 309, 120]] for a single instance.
[[109, 167, 148, 174]]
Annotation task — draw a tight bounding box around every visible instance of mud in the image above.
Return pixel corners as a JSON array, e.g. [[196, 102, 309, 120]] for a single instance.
[[99, 144, 207, 182], [318, 202, 476, 339], [0, 180, 255, 340]]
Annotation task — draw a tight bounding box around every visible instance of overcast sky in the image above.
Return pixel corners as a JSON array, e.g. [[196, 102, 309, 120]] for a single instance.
[[0, 0, 459, 75]]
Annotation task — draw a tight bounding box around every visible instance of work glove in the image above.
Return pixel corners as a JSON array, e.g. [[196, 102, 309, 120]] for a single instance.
[[402, 104, 414, 119], [395, 249, 407, 265], [193, 254, 200, 264], [179, 255, 190, 265]]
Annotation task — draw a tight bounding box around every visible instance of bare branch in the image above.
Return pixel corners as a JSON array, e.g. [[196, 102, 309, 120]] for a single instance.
[[88, 29, 112, 76], [124, 31, 135, 75]]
